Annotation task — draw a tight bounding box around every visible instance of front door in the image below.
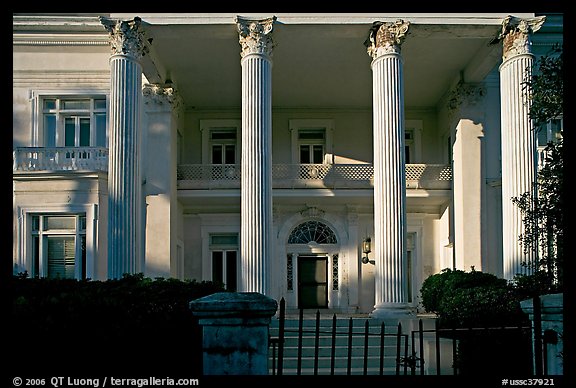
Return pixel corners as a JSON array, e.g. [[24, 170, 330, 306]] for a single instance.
[[298, 255, 328, 308]]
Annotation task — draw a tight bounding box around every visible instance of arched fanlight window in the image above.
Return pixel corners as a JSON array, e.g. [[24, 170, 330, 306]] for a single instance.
[[287, 220, 337, 244]]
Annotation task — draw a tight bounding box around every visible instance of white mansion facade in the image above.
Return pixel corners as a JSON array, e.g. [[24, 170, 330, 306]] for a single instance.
[[12, 13, 563, 317]]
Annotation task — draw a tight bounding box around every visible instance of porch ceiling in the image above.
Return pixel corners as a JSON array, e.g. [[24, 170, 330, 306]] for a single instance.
[[139, 15, 510, 110]]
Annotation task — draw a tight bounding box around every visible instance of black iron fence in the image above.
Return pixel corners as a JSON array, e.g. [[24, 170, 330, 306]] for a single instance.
[[269, 296, 550, 376]]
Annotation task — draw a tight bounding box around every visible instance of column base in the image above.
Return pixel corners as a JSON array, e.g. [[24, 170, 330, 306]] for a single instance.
[[369, 303, 414, 320]]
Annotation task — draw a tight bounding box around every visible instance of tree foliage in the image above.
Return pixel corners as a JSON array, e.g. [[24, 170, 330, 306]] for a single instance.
[[512, 44, 564, 292]]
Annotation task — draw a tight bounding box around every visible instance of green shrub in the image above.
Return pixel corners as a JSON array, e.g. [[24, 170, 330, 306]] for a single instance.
[[420, 268, 528, 328], [420, 268, 532, 375]]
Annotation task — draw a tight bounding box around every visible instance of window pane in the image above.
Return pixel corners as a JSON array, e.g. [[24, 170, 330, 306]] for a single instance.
[[224, 145, 235, 164], [537, 126, 549, 146], [210, 235, 238, 246], [33, 236, 40, 278], [43, 99, 56, 110], [44, 115, 56, 147], [94, 99, 107, 110], [212, 145, 223, 164], [79, 215, 87, 231], [32, 215, 40, 231], [551, 119, 563, 141], [312, 145, 324, 164], [212, 251, 223, 284], [95, 113, 107, 147], [210, 130, 236, 140], [62, 100, 90, 110], [405, 146, 411, 164], [226, 251, 237, 292], [80, 118, 90, 146], [47, 236, 75, 279], [81, 235, 86, 280], [300, 145, 310, 164], [44, 216, 75, 230], [407, 251, 413, 303], [298, 130, 325, 140], [65, 118, 75, 147]]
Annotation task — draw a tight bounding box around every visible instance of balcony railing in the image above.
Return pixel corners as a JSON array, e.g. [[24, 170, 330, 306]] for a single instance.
[[13, 147, 108, 172], [177, 163, 452, 190]]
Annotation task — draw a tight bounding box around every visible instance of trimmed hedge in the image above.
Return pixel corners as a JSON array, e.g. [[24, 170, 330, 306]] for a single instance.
[[419, 268, 532, 375], [420, 268, 528, 328], [9, 273, 225, 375]]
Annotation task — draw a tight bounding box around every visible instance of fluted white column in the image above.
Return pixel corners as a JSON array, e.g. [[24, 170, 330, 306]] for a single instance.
[[366, 20, 412, 318], [236, 16, 276, 294], [498, 15, 546, 280], [101, 17, 148, 279]]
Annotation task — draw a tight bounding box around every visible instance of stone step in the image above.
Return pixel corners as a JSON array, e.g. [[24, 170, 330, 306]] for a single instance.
[[271, 336, 402, 348], [268, 316, 422, 375], [269, 366, 402, 376], [275, 345, 400, 357], [269, 316, 437, 331]]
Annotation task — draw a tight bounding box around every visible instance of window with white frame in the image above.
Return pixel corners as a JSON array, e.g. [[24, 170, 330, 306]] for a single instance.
[[40, 97, 107, 147], [536, 118, 563, 168], [30, 214, 86, 280], [537, 118, 563, 147], [405, 130, 414, 164], [290, 119, 334, 164], [200, 120, 241, 165], [210, 128, 237, 164], [210, 234, 239, 291], [404, 120, 422, 164], [298, 129, 325, 164]]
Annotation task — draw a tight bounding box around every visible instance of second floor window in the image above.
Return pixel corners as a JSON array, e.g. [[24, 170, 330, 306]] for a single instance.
[[298, 129, 325, 164], [210, 129, 237, 164], [42, 97, 107, 148], [537, 118, 563, 148]]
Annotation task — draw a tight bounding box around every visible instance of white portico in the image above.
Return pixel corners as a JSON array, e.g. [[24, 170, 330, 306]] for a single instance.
[[12, 13, 562, 316]]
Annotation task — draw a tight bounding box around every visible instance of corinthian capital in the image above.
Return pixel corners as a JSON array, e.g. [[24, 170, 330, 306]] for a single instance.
[[499, 15, 546, 61], [365, 20, 410, 58], [142, 83, 181, 109], [100, 16, 149, 59], [235, 16, 276, 58]]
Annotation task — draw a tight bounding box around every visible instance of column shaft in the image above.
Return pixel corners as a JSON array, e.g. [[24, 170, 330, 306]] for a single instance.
[[101, 17, 147, 279], [500, 54, 537, 279], [372, 53, 408, 310], [108, 55, 142, 278], [240, 54, 273, 293]]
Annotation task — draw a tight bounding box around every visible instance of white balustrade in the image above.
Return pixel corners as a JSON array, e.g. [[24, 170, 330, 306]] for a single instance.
[[13, 147, 109, 172]]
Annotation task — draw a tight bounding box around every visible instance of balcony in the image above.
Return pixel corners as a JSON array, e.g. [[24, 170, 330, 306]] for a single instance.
[[13, 147, 108, 172], [177, 164, 452, 190]]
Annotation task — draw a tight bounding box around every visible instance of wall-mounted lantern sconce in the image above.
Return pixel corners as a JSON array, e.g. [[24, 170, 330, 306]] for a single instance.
[[361, 237, 374, 265]]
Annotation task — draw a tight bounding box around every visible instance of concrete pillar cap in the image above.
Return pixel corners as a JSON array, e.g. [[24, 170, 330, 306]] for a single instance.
[[189, 292, 278, 319]]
